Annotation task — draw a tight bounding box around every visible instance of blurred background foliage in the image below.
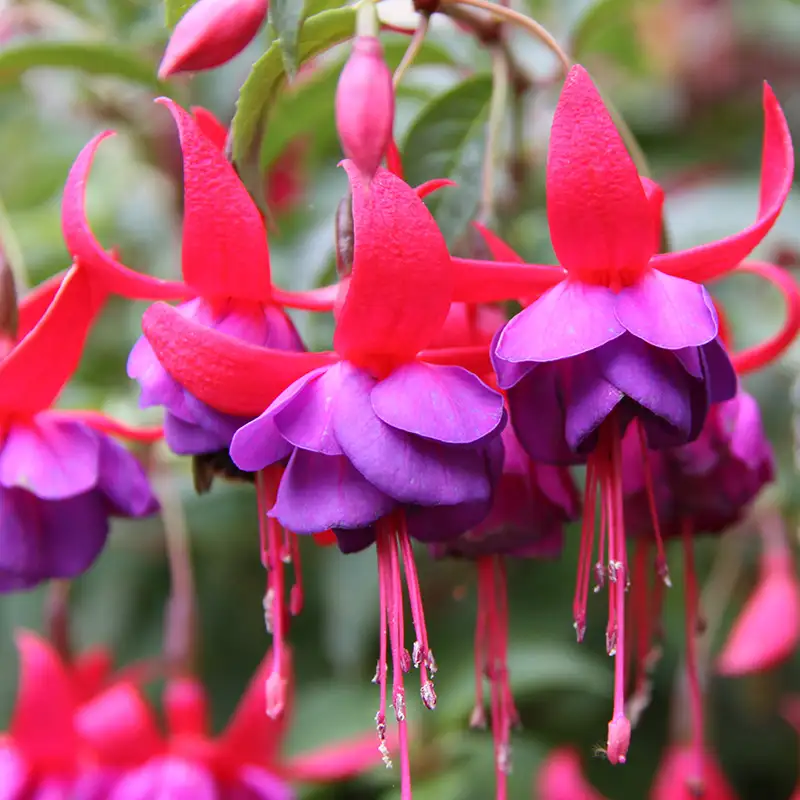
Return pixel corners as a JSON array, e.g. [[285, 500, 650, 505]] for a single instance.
[[2, 0, 800, 797]]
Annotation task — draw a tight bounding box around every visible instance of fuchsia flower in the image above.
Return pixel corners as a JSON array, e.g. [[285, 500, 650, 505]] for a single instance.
[[536, 748, 606, 800], [650, 746, 738, 800], [158, 0, 268, 79], [0, 266, 159, 590]]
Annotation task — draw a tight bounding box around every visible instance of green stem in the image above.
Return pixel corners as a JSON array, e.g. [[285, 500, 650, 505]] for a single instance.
[[393, 14, 430, 88]]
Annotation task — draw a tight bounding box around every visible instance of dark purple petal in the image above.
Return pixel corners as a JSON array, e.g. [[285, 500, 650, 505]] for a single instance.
[[700, 338, 738, 404], [371, 363, 504, 445], [96, 435, 159, 518], [495, 280, 623, 363], [0, 417, 99, 500], [0, 488, 109, 591], [615, 270, 718, 348], [274, 363, 346, 455], [230, 368, 329, 472], [229, 766, 294, 800], [109, 758, 218, 800], [271, 449, 394, 534], [506, 363, 582, 466], [333, 526, 376, 554], [332, 364, 492, 506], [165, 413, 231, 456]]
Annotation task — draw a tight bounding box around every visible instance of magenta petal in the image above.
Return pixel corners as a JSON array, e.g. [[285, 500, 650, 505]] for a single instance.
[[615, 270, 718, 349], [229, 368, 329, 472], [332, 364, 492, 506], [0, 745, 28, 800], [109, 758, 218, 800], [271, 449, 393, 534], [371, 363, 504, 444], [230, 767, 293, 800], [274, 364, 344, 455], [496, 280, 624, 363], [0, 417, 99, 500]]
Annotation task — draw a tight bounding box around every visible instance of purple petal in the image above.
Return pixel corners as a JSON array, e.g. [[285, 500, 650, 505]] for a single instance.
[[597, 335, 695, 442], [674, 346, 703, 379], [271, 450, 394, 534], [700, 338, 738, 404], [274, 364, 345, 455], [96, 435, 159, 517], [230, 368, 329, 472], [495, 280, 623, 363], [506, 364, 583, 466], [561, 351, 625, 454], [332, 364, 492, 506], [616, 269, 718, 349], [371, 363, 504, 444], [227, 767, 294, 800], [109, 758, 218, 800], [165, 413, 230, 456], [333, 526, 376, 554], [181, 393, 250, 443], [0, 417, 99, 500], [127, 336, 192, 420], [724, 392, 775, 472], [0, 488, 109, 591]]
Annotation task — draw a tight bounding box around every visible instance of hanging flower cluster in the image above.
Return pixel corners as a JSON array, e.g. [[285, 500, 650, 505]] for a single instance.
[[3, 0, 800, 798]]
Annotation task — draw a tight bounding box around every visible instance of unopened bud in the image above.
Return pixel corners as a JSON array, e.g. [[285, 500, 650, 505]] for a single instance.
[[0, 252, 18, 346], [335, 33, 395, 182], [159, 0, 268, 79]]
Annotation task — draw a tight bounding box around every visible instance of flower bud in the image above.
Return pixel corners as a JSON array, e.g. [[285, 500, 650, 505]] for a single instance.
[[335, 35, 395, 182], [0, 251, 17, 353], [159, 0, 268, 79]]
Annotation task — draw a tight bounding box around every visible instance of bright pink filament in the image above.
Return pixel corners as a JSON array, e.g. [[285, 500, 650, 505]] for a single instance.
[[476, 555, 517, 800], [636, 423, 671, 587]]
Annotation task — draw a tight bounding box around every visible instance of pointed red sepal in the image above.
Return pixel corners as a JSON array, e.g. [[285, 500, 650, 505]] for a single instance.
[[473, 221, 524, 263], [727, 261, 800, 373], [280, 728, 393, 782], [640, 177, 666, 254], [62, 132, 191, 301], [71, 646, 114, 703], [157, 98, 272, 302], [75, 682, 163, 766], [334, 162, 453, 365], [17, 271, 65, 340], [386, 137, 404, 179], [650, 83, 794, 282], [142, 302, 337, 417], [47, 410, 164, 443], [451, 256, 565, 303], [312, 530, 338, 547], [10, 631, 78, 767], [0, 267, 102, 415], [271, 283, 338, 312], [219, 648, 293, 767], [190, 106, 228, 151], [415, 178, 456, 200], [418, 345, 492, 376]]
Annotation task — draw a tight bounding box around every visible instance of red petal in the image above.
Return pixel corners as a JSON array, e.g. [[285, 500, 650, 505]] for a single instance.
[[472, 222, 524, 262], [11, 631, 78, 764], [142, 302, 337, 417], [415, 178, 456, 200], [547, 66, 654, 282], [17, 272, 64, 340], [48, 410, 164, 443], [280, 729, 390, 782], [334, 162, 453, 364], [651, 83, 794, 281], [71, 646, 113, 703], [191, 106, 228, 151], [219, 649, 293, 767], [0, 267, 102, 415], [451, 257, 565, 303], [75, 682, 163, 766], [62, 132, 191, 301], [158, 98, 272, 301]]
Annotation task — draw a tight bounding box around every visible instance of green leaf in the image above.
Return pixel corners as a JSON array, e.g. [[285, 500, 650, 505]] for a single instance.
[[303, 0, 349, 20], [402, 75, 493, 244], [0, 41, 167, 92], [165, 0, 196, 29], [232, 6, 356, 163], [271, 0, 305, 77]]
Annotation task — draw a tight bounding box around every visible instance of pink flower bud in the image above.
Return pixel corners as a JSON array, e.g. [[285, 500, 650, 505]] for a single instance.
[[335, 35, 395, 181], [536, 748, 607, 800], [159, 0, 268, 79], [651, 746, 738, 800]]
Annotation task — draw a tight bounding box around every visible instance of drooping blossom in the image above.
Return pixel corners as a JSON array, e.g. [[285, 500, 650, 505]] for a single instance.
[[102, 650, 386, 800], [432, 425, 579, 800], [536, 748, 606, 800], [0, 266, 160, 590], [139, 161, 503, 798], [479, 65, 794, 764], [158, 0, 268, 79], [650, 745, 738, 800]]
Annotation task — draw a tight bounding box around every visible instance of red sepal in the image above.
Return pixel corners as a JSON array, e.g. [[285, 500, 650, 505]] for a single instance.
[[271, 283, 338, 312], [10, 631, 78, 767], [450, 257, 565, 303], [334, 162, 453, 365], [281, 729, 390, 782], [142, 302, 338, 417], [158, 98, 273, 301], [0, 267, 102, 415], [650, 83, 794, 282], [62, 132, 191, 301], [191, 106, 228, 151], [47, 410, 164, 443], [418, 345, 492, 376], [385, 137, 404, 179], [415, 178, 456, 200], [472, 222, 524, 263], [17, 271, 64, 340]]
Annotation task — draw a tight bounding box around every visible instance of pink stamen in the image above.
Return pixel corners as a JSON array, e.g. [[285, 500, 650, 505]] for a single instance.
[[289, 532, 304, 617], [573, 462, 598, 641], [471, 569, 488, 729], [374, 526, 391, 768], [637, 423, 671, 587]]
